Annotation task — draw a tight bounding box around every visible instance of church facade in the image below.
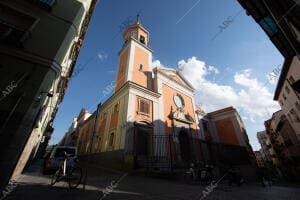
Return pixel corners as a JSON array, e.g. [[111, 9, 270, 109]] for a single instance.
[[73, 19, 201, 169], [63, 19, 256, 173]]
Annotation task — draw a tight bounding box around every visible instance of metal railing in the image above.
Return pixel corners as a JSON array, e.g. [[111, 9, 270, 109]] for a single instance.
[[131, 132, 252, 171]]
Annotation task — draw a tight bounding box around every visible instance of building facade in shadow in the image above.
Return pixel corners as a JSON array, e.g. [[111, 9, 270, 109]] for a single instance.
[[0, 0, 97, 191]]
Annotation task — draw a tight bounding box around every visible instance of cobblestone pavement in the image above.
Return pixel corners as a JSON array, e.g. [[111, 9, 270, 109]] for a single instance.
[[4, 161, 300, 200]]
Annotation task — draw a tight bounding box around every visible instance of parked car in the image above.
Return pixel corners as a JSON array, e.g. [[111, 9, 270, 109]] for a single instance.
[[43, 146, 78, 174]]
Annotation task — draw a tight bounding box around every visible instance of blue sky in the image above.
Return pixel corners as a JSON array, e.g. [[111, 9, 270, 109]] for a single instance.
[[51, 0, 284, 150]]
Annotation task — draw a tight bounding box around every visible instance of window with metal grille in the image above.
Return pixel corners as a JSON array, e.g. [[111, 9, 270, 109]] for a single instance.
[[109, 132, 114, 146], [138, 98, 150, 114]]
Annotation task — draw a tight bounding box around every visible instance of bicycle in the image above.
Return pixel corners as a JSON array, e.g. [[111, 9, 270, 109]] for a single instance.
[[50, 152, 82, 189]]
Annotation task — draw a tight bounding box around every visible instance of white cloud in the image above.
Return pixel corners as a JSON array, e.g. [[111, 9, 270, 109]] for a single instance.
[[173, 57, 280, 122], [242, 116, 249, 121], [208, 65, 220, 74], [178, 57, 207, 84], [97, 52, 108, 61], [151, 60, 162, 69]]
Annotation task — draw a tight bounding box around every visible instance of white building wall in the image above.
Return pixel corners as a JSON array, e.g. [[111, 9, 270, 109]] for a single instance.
[[278, 57, 300, 139]]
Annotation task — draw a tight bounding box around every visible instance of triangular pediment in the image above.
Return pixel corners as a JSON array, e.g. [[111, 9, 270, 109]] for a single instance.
[[154, 67, 195, 91]]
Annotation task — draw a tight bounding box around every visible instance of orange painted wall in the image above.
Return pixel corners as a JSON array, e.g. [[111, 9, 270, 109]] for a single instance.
[[134, 96, 153, 122], [109, 103, 120, 130], [214, 117, 239, 145], [77, 115, 95, 154], [98, 113, 107, 136], [162, 84, 198, 135], [93, 113, 106, 152], [78, 125, 87, 154], [104, 103, 120, 150], [115, 47, 129, 91], [132, 46, 149, 88]]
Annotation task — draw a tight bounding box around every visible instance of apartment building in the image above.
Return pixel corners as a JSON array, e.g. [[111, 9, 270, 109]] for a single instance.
[[0, 0, 97, 190]]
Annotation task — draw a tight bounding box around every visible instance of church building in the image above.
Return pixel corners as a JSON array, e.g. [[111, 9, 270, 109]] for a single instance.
[[74, 18, 200, 169], [65, 18, 255, 174]]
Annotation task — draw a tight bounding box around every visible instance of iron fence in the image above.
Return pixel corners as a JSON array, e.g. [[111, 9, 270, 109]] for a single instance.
[[132, 133, 252, 171]]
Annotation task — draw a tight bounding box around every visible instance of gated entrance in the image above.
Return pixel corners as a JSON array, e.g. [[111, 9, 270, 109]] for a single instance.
[[178, 130, 191, 162], [129, 122, 252, 171], [135, 126, 150, 156]]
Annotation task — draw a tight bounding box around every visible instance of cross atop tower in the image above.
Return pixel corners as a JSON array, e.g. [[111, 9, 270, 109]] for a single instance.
[[136, 13, 140, 23]]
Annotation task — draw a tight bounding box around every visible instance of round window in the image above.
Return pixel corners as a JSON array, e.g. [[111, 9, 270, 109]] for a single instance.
[[174, 94, 184, 108]]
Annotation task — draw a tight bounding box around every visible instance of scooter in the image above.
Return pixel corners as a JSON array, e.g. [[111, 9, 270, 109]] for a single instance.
[[184, 162, 214, 185], [227, 167, 244, 186]]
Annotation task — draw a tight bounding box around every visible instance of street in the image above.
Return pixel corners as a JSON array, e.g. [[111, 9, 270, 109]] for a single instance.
[[3, 160, 300, 200]]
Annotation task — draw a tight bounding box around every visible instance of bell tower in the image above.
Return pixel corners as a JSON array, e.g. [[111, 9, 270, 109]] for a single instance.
[[114, 16, 153, 92]]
